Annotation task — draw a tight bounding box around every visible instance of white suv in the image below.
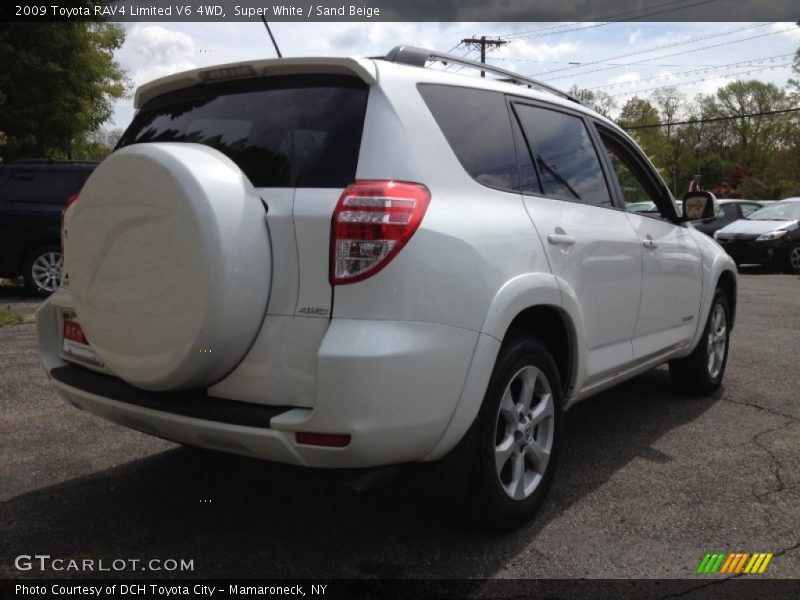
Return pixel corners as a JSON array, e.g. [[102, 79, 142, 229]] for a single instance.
[[38, 46, 737, 529]]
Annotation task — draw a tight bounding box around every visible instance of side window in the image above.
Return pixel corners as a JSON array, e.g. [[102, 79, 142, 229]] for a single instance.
[[513, 103, 611, 207], [741, 203, 761, 217], [418, 85, 519, 192], [721, 204, 738, 219], [596, 128, 673, 219], [0, 169, 71, 204]]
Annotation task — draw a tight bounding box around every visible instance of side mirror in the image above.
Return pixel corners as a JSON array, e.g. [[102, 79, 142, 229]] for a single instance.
[[682, 191, 716, 221]]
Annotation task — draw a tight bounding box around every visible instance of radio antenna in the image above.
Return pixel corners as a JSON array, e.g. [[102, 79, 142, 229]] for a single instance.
[[260, 16, 283, 58]]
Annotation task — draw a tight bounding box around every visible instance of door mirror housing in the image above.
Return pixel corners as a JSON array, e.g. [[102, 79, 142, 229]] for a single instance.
[[682, 191, 717, 221]]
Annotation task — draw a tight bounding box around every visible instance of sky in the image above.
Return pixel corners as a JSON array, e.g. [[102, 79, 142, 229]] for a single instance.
[[109, 21, 800, 128]]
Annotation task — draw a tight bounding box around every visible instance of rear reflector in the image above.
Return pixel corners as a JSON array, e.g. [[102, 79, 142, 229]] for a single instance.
[[61, 193, 80, 255], [296, 432, 351, 448], [330, 180, 430, 285]]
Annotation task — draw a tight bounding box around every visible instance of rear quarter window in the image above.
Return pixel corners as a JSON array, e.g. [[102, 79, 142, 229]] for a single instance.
[[117, 75, 369, 188], [514, 104, 612, 208], [418, 84, 519, 192]]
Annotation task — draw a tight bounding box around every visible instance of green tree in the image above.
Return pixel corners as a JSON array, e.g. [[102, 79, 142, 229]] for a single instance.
[[0, 22, 130, 161], [73, 127, 124, 160], [652, 87, 686, 196], [617, 96, 671, 180], [697, 81, 791, 172]]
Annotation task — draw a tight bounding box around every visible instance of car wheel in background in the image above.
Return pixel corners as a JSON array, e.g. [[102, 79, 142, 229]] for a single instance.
[[669, 289, 731, 395], [24, 246, 62, 297], [467, 335, 562, 530], [786, 244, 800, 273]]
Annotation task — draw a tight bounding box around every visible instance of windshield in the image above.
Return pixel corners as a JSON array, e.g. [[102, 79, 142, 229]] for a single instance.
[[747, 202, 800, 221]]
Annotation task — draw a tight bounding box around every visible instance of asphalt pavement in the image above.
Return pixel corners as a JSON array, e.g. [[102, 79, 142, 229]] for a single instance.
[[1, 270, 798, 585]]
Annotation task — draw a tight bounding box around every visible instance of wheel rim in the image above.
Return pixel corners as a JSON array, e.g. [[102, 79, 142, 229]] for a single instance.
[[494, 365, 555, 501], [790, 247, 800, 271], [706, 303, 727, 379], [31, 251, 62, 293]]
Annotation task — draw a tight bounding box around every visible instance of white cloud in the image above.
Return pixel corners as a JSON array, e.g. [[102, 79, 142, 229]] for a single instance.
[[608, 72, 642, 85], [500, 39, 580, 61], [628, 29, 642, 45], [769, 21, 800, 42]]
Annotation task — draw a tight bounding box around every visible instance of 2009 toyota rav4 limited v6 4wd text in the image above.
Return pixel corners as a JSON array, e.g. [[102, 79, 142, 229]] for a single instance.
[[38, 46, 737, 529]]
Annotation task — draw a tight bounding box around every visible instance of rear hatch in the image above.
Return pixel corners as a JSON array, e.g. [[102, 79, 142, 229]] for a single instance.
[[119, 72, 370, 319]]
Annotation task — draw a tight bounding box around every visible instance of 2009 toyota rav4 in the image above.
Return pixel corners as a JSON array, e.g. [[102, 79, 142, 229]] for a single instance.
[[38, 46, 737, 529]]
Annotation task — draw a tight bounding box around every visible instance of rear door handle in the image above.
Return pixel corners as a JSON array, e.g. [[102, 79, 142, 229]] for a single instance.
[[643, 237, 658, 249], [547, 234, 576, 246]]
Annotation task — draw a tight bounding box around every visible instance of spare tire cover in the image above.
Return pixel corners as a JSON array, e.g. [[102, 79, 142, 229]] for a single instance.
[[65, 143, 271, 391]]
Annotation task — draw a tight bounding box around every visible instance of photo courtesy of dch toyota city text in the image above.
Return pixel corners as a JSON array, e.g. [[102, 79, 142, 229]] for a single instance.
[[1, 1, 799, 598]]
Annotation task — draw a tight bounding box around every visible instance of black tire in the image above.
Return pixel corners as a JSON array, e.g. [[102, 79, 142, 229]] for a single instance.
[[466, 335, 562, 531], [785, 244, 800, 274], [669, 289, 731, 395], [23, 246, 63, 297]]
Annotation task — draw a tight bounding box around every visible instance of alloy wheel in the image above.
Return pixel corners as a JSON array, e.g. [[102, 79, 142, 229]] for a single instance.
[[494, 365, 555, 500]]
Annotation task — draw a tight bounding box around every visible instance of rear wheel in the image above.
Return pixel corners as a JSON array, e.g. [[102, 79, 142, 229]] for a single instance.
[[669, 289, 730, 395], [24, 246, 62, 297], [467, 336, 562, 530]]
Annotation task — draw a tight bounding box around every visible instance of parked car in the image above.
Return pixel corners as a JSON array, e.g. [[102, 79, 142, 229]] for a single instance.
[[714, 197, 800, 272], [692, 199, 764, 237], [37, 46, 737, 529], [0, 160, 97, 295]]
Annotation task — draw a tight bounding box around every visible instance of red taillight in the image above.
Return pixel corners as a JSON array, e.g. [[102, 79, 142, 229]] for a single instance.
[[296, 432, 351, 447], [330, 180, 430, 285], [61, 193, 80, 254]]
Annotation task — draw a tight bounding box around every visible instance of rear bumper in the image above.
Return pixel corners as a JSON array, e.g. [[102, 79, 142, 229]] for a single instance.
[[38, 293, 479, 468]]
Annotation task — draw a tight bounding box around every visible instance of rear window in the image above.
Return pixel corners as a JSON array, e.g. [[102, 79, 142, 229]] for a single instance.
[[118, 75, 369, 188], [418, 84, 519, 192]]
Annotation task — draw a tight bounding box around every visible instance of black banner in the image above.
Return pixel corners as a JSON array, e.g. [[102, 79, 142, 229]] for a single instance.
[[4, 579, 800, 600], [2, 0, 799, 22]]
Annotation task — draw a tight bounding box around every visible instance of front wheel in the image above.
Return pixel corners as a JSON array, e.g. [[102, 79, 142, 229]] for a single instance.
[[466, 336, 562, 530], [669, 289, 730, 395], [24, 246, 63, 297], [785, 244, 800, 273]]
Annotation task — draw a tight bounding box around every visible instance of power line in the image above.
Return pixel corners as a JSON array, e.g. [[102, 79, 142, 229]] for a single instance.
[[587, 54, 794, 91], [542, 25, 796, 82], [490, 57, 738, 68], [608, 62, 793, 98], [503, 0, 720, 41], [622, 107, 800, 129], [530, 22, 776, 79]]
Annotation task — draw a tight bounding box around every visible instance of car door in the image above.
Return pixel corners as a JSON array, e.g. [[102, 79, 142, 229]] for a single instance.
[[594, 124, 703, 361], [511, 101, 643, 386]]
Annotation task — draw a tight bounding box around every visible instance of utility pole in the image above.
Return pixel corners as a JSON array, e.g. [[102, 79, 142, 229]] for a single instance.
[[460, 36, 507, 77]]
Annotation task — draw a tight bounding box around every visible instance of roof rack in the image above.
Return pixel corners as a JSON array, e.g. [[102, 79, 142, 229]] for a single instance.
[[381, 45, 582, 105], [11, 158, 100, 165]]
